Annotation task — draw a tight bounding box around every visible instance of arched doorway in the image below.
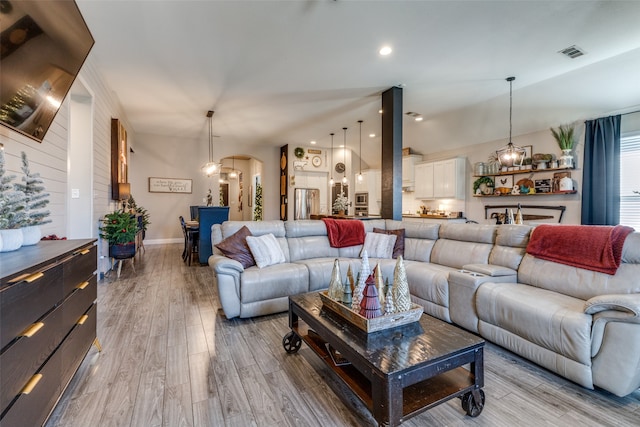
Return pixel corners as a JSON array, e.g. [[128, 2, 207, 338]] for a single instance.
[[219, 156, 263, 221]]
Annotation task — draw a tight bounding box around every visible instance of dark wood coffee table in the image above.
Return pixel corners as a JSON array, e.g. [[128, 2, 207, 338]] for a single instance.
[[283, 292, 485, 426]]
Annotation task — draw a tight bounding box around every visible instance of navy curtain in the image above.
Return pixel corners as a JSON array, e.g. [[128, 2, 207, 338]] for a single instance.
[[581, 115, 621, 225]]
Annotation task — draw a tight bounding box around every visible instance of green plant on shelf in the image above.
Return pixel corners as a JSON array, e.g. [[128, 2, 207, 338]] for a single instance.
[[550, 125, 575, 150]]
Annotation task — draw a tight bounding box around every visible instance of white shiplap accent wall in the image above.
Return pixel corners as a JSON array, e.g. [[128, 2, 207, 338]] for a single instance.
[[0, 53, 131, 276]]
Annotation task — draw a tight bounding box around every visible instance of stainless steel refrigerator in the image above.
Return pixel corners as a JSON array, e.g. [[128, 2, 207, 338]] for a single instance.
[[294, 188, 320, 220]]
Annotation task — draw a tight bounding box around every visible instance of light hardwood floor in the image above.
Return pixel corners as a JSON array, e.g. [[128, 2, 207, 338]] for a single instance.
[[46, 243, 640, 427]]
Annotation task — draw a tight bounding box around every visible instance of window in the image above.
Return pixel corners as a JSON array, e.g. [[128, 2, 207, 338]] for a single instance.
[[620, 133, 640, 228]]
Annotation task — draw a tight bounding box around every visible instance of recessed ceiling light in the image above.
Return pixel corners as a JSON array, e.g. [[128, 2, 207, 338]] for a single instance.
[[379, 46, 392, 56], [378, 109, 383, 114], [310, 140, 316, 145], [339, 144, 344, 148], [369, 133, 376, 138], [415, 116, 423, 122]]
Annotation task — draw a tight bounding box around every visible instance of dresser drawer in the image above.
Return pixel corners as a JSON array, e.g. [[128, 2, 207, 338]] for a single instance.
[[61, 275, 97, 334], [62, 244, 97, 298], [0, 303, 65, 413], [0, 265, 63, 350], [61, 303, 97, 388], [0, 346, 62, 427]]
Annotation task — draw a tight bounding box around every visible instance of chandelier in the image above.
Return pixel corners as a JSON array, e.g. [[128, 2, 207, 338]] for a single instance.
[[496, 77, 526, 168]]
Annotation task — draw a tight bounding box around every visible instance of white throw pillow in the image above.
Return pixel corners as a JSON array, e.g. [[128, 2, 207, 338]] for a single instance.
[[246, 233, 286, 268], [360, 232, 397, 259]]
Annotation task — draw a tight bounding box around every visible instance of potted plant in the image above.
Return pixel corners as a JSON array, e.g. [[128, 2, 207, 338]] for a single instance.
[[550, 125, 575, 168], [125, 195, 150, 239], [100, 210, 139, 259], [333, 191, 350, 216]]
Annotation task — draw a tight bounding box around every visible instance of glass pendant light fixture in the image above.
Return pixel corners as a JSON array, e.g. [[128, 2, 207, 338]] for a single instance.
[[341, 127, 348, 185], [229, 156, 237, 178], [202, 110, 221, 176], [357, 120, 363, 182], [496, 77, 526, 168], [329, 133, 335, 187]]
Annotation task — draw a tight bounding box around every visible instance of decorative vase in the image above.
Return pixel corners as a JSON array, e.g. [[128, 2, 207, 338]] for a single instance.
[[0, 229, 23, 252], [21, 225, 41, 246], [559, 149, 574, 169], [109, 242, 136, 259]]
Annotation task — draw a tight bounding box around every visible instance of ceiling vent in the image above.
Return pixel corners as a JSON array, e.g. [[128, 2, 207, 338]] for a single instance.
[[559, 45, 585, 59]]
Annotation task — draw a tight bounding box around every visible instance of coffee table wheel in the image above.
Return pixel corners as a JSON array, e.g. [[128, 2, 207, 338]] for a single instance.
[[461, 389, 485, 417], [282, 331, 302, 354]]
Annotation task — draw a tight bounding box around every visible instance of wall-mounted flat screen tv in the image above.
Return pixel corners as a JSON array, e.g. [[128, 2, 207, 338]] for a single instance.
[[0, 0, 94, 142]]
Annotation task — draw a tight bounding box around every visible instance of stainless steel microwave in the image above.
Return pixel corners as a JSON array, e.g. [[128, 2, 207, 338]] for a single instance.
[[355, 192, 368, 206]]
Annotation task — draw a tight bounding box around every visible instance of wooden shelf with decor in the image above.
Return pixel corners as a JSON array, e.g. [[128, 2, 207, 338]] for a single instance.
[[473, 190, 577, 197], [472, 166, 573, 178], [473, 166, 577, 198]]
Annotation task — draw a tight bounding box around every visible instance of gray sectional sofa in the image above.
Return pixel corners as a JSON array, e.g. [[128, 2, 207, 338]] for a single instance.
[[209, 219, 640, 397]]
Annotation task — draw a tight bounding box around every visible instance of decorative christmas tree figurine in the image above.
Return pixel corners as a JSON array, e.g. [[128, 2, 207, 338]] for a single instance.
[[392, 256, 412, 312], [384, 277, 391, 298], [515, 203, 523, 225], [359, 273, 382, 319], [384, 285, 395, 315], [341, 277, 352, 306], [374, 263, 385, 306], [14, 152, 50, 227], [352, 250, 370, 311], [346, 264, 355, 293], [327, 259, 344, 300], [0, 149, 26, 230]]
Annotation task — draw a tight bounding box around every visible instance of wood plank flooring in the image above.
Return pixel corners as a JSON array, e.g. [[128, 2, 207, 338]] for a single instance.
[[46, 244, 640, 427]]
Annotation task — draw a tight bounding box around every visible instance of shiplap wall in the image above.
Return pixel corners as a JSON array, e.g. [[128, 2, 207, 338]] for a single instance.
[[0, 54, 131, 275]]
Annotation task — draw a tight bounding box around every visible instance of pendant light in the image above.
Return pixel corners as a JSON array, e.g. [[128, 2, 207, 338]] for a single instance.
[[357, 120, 363, 182], [341, 127, 348, 185], [229, 156, 237, 178], [496, 77, 526, 168], [329, 133, 335, 187], [201, 110, 221, 176]]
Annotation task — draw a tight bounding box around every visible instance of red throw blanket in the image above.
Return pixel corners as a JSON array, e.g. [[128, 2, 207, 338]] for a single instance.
[[526, 224, 634, 275], [322, 218, 365, 248]]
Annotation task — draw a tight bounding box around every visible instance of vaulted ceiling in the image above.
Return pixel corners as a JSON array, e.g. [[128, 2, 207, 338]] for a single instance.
[[77, 1, 640, 166]]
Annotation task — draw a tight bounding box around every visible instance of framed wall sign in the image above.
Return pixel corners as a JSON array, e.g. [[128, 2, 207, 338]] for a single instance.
[[148, 177, 192, 193]]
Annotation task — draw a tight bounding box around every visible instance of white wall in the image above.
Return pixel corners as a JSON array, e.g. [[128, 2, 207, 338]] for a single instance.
[[130, 133, 279, 242]]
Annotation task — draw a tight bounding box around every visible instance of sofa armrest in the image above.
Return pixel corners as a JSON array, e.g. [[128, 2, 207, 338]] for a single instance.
[[462, 263, 517, 278], [208, 255, 243, 319], [584, 294, 640, 317]]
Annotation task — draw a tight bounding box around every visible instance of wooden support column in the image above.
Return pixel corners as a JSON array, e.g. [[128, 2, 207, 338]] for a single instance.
[[380, 86, 403, 220]]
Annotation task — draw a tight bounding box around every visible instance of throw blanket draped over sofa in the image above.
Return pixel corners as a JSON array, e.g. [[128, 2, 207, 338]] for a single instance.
[[209, 219, 640, 397]]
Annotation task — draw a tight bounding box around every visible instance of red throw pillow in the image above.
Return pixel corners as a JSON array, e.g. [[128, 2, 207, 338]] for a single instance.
[[214, 226, 255, 268], [373, 228, 405, 259]]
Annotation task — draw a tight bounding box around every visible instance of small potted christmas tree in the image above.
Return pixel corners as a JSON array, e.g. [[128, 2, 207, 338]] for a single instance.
[[0, 149, 27, 251], [14, 152, 51, 245]]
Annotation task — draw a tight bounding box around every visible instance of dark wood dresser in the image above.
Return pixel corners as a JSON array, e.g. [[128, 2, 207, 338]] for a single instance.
[[0, 239, 98, 427]]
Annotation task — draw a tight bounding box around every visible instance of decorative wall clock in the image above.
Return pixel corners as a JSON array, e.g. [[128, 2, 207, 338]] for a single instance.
[[335, 162, 345, 173], [312, 156, 322, 167]]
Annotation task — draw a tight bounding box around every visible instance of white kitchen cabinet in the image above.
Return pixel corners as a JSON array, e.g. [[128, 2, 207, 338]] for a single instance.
[[369, 169, 381, 215], [433, 158, 466, 199], [414, 162, 434, 199], [354, 172, 368, 193], [402, 155, 422, 189]]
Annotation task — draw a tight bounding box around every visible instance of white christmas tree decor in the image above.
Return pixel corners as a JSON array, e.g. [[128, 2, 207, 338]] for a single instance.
[[374, 263, 385, 306], [352, 250, 370, 311], [327, 259, 344, 300], [14, 152, 50, 227], [0, 149, 26, 230], [392, 256, 412, 312], [384, 285, 395, 315]]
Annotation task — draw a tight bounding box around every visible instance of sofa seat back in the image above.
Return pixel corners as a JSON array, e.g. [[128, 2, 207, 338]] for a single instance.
[[489, 225, 533, 270], [285, 220, 339, 261], [387, 220, 439, 262], [430, 223, 497, 269]]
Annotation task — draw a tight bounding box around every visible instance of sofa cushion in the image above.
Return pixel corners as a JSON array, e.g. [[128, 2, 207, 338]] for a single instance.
[[361, 232, 396, 259], [295, 258, 359, 292], [488, 225, 533, 270], [404, 262, 453, 309], [476, 282, 592, 365], [214, 225, 255, 268], [241, 263, 309, 303], [373, 227, 405, 258], [246, 233, 286, 268]]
